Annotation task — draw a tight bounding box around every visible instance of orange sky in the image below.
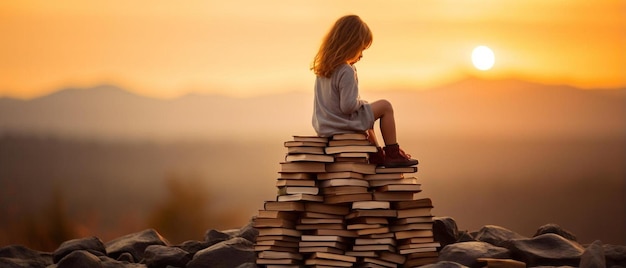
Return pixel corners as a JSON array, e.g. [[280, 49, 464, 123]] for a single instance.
[[1, 0, 624, 99]]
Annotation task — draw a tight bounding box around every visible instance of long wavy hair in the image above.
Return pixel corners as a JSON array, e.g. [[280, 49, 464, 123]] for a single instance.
[[311, 15, 373, 78]]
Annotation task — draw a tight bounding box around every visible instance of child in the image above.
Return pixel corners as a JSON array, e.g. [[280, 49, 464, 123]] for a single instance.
[[311, 15, 418, 168]]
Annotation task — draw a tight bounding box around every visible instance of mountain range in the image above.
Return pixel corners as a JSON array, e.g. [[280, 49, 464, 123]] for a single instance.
[[1, 78, 624, 141]]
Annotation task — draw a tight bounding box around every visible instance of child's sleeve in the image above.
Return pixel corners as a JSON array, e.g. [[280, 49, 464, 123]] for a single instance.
[[337, 66, 362, 115]]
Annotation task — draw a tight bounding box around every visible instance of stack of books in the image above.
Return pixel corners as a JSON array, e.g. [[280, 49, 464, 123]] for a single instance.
[[254, 134, 439, 267]]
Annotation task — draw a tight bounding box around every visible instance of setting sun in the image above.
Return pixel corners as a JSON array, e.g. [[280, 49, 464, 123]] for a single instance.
[[471, 46, 495, 71]]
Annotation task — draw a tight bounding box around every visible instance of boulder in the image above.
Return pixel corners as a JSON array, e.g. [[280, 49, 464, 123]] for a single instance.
[[507, 233, 584, 267], [105, 229, 168, 262], [438, 241, 510, 268], [237, 221, 259, 243], [187, 237, 255, 268], [0, 245, 53, 268], [579, 240, 605, 268], [56, 250, 102, 268], [534, 223, 577, 242], [115, 252, 134, 262], [98, 256, 147, 268], [474, 225, 526, 247], [143, 245, 191, 268], [433, 217, 459, 247], [457, 230, 476, 243], [53, 236, 106, 263], [604, 244, 626, 267], [204, 229, 231, 246], [420, 260, 469, 268], [175, 240, 210, 255]]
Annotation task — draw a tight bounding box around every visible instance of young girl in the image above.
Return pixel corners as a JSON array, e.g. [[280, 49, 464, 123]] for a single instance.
[[311, 15, 418, 168]]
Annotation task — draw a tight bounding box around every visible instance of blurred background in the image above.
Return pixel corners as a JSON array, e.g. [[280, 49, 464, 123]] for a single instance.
[[0, 0, 624, 250]]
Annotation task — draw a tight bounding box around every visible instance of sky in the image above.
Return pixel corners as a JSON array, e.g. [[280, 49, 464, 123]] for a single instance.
[[0, 0, 624, 99]]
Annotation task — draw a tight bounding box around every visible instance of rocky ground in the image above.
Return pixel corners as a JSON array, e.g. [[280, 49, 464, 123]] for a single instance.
[[0, 217, 624, 268]]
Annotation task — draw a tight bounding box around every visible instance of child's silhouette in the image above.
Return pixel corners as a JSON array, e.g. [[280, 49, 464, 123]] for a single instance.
[[311, 15, 418, 168]]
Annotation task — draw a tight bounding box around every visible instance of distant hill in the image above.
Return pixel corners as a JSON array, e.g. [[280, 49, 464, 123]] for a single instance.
[[0, 79, 624, 141]]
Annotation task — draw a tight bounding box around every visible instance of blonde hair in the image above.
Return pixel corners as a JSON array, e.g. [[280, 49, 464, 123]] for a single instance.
[[312, 15, 373, 78]]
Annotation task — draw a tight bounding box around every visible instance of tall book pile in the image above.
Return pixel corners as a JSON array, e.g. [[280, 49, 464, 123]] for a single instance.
[[254, 133, 439, 268]]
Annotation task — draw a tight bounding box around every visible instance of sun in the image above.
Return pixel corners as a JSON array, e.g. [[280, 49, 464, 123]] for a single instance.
[[471, 46, 495, 71]]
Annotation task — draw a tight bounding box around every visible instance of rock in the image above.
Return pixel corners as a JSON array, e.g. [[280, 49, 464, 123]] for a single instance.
[[105, 229, 168, 263], [116, 252, 134, 262], [98, 256, 147, 268], [604, 244, 626, 267], [204, 229, 232, 246], [143, 245, 191, 268], [579, 240, 605, 268], [457, 230, 475, 242], [438, 241, 510, 268], [474, 225, 526, 247], [175, 240, 210, 256], [433, 217, 459, 248], [534, 223, 577, 242], [477, 257, 526, 268], [53, 236, 106, 263], [237, 221, 259, 243], [0, 245, 53, 268], [187, 237, 255, 268], [420, 260, 469, 268], [235, 263, 259, 268], [507, 233, 584, 267], [56, 250, 103, 268]]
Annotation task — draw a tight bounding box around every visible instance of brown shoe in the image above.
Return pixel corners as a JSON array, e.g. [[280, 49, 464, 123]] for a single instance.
[[368, 147, 385, 166], [383, 144, 418, 167]]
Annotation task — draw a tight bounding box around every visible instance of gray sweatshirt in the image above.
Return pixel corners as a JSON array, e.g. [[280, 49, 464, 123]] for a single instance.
[[312, 63, 375, 137]]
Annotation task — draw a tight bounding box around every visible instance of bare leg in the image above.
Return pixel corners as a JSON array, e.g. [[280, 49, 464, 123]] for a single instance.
[[370, 100, 397, 146], [366, 129, 380, 147]]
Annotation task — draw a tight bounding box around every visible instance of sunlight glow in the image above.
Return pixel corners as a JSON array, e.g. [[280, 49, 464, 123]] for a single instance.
[[471, 46, 496, 71]]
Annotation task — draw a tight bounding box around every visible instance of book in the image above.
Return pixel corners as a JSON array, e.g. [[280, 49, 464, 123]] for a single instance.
[[255, 235, 300, 243], [368, 177, 418, 187], [393, 216, 433, 225], [257, 251, 303, 260], [277, 186, 319, 195], [404, 256, 439, 267], [375, 166, 418, 174], [254, 245, 299, 253], [347, 223, 384, 230], [304, 202, 350, 215], [324, 193, 372, 204], [256, 258, 300, 265], [293, 135, 328, 143], [397, 242, 441, 250], [355, 238, 396, 246], [326, 162, 376, 174], [276, 179, 316, 187], [298, 246, 344, 254], [280, 162, 326, 173], [352, 201, 390, 210], [304, 258, 353, 267], [372, 191, 416, 202], [396, 207, 433, 218], [392, 198, 433, 210], [299, 241, 347, 250], [332, 133, 367, 140], [321, 186, 369, 195], [319, 179, 369, 188], [311, 252, 356, 263], [362, 257, 397, 267], [375, 184, 422, 192], [284, 141, 327, 147], [356, 226, 390, 236], [296, 223, 343, 230], [345, 251, 378, 258], [299, 218, 343, 224], [348, 217, 388, 225], [285, 153, 334, 163], [363, 173, 404, 180], [278, 172, 315, 180], [379, 251, 407, 264], [346, 209, 397, 219], [317, 171, 363, 180], [352, 244, 395, 252], [328, 139, 372, 146], [257, 210, 299, 220], [301, 235, 348, 243], [394, 229, 434, 240], [255, 240, 299, 248], [277, 193, 323, 202], [399, 247, 439, 254], [390, 223, 433, 232], [325, 145, 377, 154], [253, 218, 295, 228], [314, 229, 358, 238], [257, 228, 302, 237], [301, 212, 345, 219], [287, 146, 325, 155], [264, 201, 305, 211]]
